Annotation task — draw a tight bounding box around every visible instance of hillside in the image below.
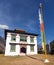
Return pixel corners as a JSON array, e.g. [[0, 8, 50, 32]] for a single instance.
[[0, 36, 5, 53]]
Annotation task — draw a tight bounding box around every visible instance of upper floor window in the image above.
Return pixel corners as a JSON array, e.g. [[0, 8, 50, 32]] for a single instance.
[[30, 36, 34, 43], [11, 34, 16, 41], [20, 35, 27, 42]]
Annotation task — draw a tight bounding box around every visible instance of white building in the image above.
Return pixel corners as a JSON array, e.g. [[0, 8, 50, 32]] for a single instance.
[[5, 29, 38, 56]]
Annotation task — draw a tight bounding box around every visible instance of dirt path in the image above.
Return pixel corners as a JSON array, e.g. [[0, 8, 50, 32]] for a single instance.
[[0, 54, 54, 65]]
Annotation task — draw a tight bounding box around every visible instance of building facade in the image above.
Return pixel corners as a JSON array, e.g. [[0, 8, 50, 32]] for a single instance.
[[5, 29, 38, 56]]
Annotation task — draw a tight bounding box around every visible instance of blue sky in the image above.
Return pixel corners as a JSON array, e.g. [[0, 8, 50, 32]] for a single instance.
[[0, 0, 54, 44]]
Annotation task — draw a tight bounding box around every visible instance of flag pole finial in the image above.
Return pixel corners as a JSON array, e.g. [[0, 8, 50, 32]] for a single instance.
[[40, 3, 42, 8]]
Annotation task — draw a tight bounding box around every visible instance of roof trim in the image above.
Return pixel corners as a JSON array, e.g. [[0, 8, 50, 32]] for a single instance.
[[5, 29, 38, 39]]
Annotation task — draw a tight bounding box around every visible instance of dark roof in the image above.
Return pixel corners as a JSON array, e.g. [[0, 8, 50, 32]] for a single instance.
[[5, 29, 38, 39]]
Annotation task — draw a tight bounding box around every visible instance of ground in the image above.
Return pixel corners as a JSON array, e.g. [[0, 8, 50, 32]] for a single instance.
[[0, 54, 54, 65]]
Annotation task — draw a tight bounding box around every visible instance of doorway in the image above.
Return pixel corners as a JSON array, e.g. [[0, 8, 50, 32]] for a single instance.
[[20, 47, 26, 53], [20, 45, 27, 54]]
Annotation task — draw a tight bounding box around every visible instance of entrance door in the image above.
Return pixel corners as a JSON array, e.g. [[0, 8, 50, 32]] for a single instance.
[[20, 47, 26, 53]]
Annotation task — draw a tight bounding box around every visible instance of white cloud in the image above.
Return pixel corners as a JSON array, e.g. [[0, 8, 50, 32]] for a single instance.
[[0, 24, 9, 29]]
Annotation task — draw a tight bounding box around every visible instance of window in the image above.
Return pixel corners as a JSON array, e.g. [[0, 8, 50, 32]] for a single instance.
[[30, 36, 34, 43], [30, 45, 34, 52], [20, 35, 27, 42], [11, 34, 16, 41], [10, 45, 16, 52]]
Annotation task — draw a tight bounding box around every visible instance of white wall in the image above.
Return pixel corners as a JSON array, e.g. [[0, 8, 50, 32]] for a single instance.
[[5, 33, 11, 56], [34, 36, 38, 54], [5, 33, 20, 56], [5, 33, 38, 56], [26, 36, 38, 55]]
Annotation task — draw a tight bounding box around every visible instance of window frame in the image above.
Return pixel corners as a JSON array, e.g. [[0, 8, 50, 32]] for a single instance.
[[10, 44, 16, 52], [30, 45, 34, 52], [20, 35, 27, 42], [30, 36, 34, 43], [11, 34, 16, 41]]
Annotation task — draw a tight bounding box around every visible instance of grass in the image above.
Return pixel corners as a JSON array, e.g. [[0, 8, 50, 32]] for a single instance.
[[0, 54, 54, 65]]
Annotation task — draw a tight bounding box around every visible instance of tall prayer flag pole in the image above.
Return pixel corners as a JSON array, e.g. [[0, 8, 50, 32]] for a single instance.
[[39, 3, 49, 63], [39, 3, 45, 51]]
